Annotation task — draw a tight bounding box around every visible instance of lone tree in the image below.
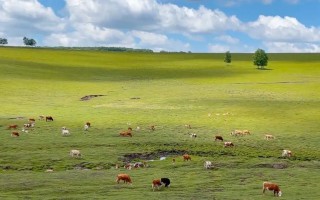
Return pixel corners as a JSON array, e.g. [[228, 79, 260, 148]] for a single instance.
[[224, 51, 231, 65], [253, 48, 268, 69], [23, 37, 36, 46], [0, 38, 8, 45]]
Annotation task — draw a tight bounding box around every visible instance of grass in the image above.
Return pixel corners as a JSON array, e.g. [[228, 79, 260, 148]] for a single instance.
[[0, 47, 320, 199]]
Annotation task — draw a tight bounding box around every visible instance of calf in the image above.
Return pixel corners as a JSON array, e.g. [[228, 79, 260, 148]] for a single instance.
[[214, 135, 223, 141], [152, 179, 162, 191], [262, 181, 282, 197], [183, 154, 191, 161], [282, 150, 292, 158], [116, 174, 132, 184], [224, 141, 234, 147]]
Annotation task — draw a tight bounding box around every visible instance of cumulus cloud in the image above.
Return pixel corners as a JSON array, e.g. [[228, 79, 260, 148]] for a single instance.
[[245, 15, 320, 43], [264, 42, 320, 53], [215, 35, 240, 44]]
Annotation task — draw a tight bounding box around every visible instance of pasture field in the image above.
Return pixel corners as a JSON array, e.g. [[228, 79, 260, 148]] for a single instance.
[[0, 47, 320, 199]]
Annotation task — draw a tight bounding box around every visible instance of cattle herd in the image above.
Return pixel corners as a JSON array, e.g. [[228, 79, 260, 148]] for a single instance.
[[5, 116, 290, 196]]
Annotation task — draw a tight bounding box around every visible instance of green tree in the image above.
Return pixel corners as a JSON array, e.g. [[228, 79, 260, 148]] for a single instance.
[[23, 37, 36, 46], [0, 38, 8, 45], [224, 51, 231, 64], [253, 48, 268, 69]]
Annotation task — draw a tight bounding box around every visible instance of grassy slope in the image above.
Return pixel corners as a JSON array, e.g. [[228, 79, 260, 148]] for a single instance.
[[0, 47, 320, 199]]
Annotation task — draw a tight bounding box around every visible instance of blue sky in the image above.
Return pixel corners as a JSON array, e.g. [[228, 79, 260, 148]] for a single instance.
[[0, 0, 319, 52]]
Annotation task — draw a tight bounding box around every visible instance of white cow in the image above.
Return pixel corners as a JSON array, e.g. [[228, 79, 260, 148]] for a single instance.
[[62, 127, 70, 136], [70, 149, 81, 158], [84, 124, 89, 131], [282, 150, 292, 158], [204, 161, 213, 169]]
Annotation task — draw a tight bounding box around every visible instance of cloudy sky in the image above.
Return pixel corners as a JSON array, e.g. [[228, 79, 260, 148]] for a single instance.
[[0, 0, 319, 52]]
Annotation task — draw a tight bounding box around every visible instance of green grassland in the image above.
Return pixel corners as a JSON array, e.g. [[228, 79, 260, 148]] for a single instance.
[[0, 47, 320, 199]]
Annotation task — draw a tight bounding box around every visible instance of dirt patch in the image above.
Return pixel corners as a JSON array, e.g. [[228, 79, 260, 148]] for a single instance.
[[80, 95, 105, 101]]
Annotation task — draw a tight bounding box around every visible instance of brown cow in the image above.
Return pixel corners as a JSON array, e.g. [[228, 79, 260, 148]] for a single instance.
[[116, 174, 132, 184], [150, 125, 155, 131], [183, 154, 191, 161], [11, 131, 19, 137], [152, 179, 162, 191], [46, 116, 54, 122], [263, 182, 282, 197], [86, 122, 91, 127], [29, 118, 36, 122], [214, 135, 223, 141], [8, 124, 18, 129], [119, 127, 133, 137]]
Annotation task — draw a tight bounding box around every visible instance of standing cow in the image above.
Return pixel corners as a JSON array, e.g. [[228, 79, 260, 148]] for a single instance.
[[262, 181, 282, 197]]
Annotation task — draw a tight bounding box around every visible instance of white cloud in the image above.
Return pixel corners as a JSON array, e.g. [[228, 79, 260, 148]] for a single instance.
[[215, 35, 240, 44], [0, 0, 65, 37], [208, 44, 230, 53], [245, 15, 320, 43], [264, 42, 320, 53]]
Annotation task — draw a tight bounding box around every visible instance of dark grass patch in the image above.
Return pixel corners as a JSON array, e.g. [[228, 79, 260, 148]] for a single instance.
[[80, 95, 106, 101]]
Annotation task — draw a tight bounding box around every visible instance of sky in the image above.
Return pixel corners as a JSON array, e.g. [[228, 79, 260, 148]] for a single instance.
[[0, 0, 319, 53]]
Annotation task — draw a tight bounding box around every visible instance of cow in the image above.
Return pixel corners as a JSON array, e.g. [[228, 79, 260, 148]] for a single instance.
[[190, 133, 197, 138], [133, 162, 146, 168], [62, 127, 70, 136], [214, 135, 223, 141], [243, 130, 251, 135], [24, 123, 34, 128], [8, 124, 18, 129], [70, 149, 81, 158], [262, 182, 282, 197], [86, 122, 91, 127], [150, 125, 155, 131], [119, 127, 133, 137], [116, 174, 132, 184], [11, 131, 19, 137], [265, 134, 275, 140], [46, 116, 54, 122], [124, 163, 132, 170], [224, 141, 234, 147], [282, 150, 292, 158], [204, 161, 213, 169], [185, 124, 192, 129], [84, 124, 89, 131], [39, 115, 45, 120], [231, 130, 243, 136], [29, 118, 36, 122], [172, 158, 176, 164], [152, 179, 162, 191], [160, 178, 170, 187], [183, 154, 191, 161]]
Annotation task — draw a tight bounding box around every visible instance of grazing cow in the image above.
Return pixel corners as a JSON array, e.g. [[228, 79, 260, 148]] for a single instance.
[[231, 130, 243, 136], [39, 115, 45, 120], [86, 122, 91, 127], [29, 118, 36, 122], [262, 182, 282, 197], [11, 131, 19, 137], [185, 124, 192, 129], [62, 128, 70, 136], [224, 141, 234, 147], [265, 134, 275, 140], [70, 149, 81, 158], [183, 154, 191, 161], [24, 123, 34, 128], [46, 116, 54, 122], [152, 179, 162, 191], [204, 161, 213, 169], [282, 150, 292, 158], [116, 174, 132, 184], [8, 124, 18, 129], [124, 163, 132, 170], [161, 178, 171, 187], [119, 127, 133, 137], [214, 135, 223, 141], [190, 133, 197, 138]]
